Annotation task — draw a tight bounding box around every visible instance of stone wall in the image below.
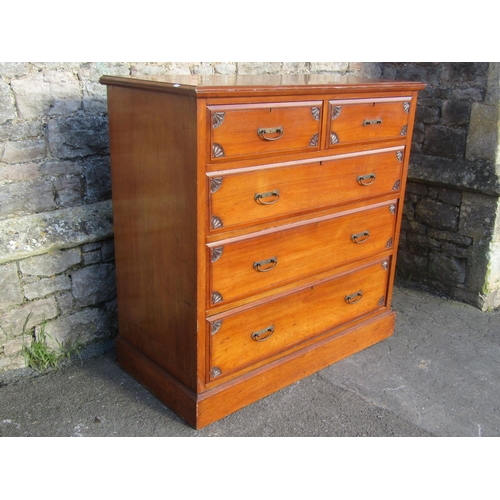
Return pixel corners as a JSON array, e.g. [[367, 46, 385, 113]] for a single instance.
[[377, 63, 500, 310], [0, 62, 361, 375]]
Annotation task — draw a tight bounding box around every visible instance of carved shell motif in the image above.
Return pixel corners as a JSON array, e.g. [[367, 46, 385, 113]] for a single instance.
[[331, 106, 342, 119], [212, 112, 225, 128], [403, 102, 410, 114], [311, 107, 321, 121], [309, 133, 319, 147], [211, 177, 223, 193], [400, 124, 408, 136], [396, 150, 403, 162], [212, 143, 225, 158], [330, 132, 339, 145]]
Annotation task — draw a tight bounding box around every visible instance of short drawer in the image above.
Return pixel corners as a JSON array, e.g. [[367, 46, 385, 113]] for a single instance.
[[208, 201, 397, 307], [209, 147, 404, 231], [327, 97, 412, 148], [209, 101, 322, 161], [208, 258, 391, 379]]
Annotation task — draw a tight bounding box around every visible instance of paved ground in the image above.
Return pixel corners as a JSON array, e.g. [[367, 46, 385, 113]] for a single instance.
[[1, 280, 499, 437]]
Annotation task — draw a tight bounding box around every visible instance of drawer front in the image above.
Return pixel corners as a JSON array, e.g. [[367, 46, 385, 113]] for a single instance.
[[327, 97, 412, 148], [209, 148, 404, 231], [209, 102, 322, 161], [208, 201, 397, 306], [209, 258, 391, 379]]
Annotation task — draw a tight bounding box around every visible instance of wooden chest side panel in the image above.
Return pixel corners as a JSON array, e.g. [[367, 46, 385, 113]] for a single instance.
[[106, 86, 199, 389]]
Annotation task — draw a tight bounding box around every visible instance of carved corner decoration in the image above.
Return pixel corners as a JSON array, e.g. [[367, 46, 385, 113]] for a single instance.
[[211, 177, 223, 193], [211, 320, 223, 335], [212, 291, 223, 304], [400, 124, 408, 136], [211, 216, 223, 230], [330, 132, 339, 145], [378, 296, 386, 306], [386, 238, 393, 248], [212, 143, 225, 158], [311, 106, 321, 121], [331, 105, 342, 120], [211, 246, 223, 262], [403, 102, 410, 114], [389, 204, 396, 214], [212, 112, 225, 128], [212, 367, 222, 378], [382, 260, 389, 270], [309, 133, 319, 147], [393, 179, 401, 191], [396, 150, 403, 162]]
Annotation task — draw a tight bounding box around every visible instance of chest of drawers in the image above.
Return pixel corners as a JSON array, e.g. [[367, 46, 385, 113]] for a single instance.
[[100, 74, 424, 429]]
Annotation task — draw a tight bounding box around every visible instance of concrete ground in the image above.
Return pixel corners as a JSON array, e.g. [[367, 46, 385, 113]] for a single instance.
[[1, 280, 499, 437]]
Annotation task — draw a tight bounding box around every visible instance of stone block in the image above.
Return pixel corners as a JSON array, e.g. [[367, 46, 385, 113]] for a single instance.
[[11, 71, 82, 120], [1, 139, 45, 163], [0, 201, 114, 264], [237, 62, 283, 75], [466, 103, 498, 162], [0, 62, 30, 78], [0, 163, 39, 183], [71, 263, 116, 307], [0, 263, 23, 308], [214, 64, 236, 75], [41, 308, 111, 348], [441, 100, 471, 125], [423, 125, 467, 159], [84, 157, 111, 203], [0, 120, 43, 142], [0, 80, 16, 124], [19, 248, 81, 276], [23, 275, 72, 300], [47, 113, 109, 158], [416, 199, 459, 231], [429, 252, 466, 285], [3, 336, 25, 357], [0, 179, 56, 219], [0, 297, 58, 336]]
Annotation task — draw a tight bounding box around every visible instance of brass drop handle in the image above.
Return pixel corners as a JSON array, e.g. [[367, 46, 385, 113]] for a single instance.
[[254, 190, 280, 205], [357, 173, 376, 186], [345, 290, 363, 304], [251, 325, 275, 342], [363, 118, 383, 126], [253, 256, 278, 272], [351, 230, 370, 244], [257, 127, 284, 141]]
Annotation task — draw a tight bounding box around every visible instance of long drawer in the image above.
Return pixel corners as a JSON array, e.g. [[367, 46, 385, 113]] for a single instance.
[[208, 147, 403, 232], [327, 97, 412, 148], [208, 201, 397, 307], [208, 257, 391, 379], [209, 101, 322, 161]]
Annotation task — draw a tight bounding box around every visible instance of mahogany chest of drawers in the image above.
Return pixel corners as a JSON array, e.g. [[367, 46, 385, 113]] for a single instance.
[[100, 74, 424, 429]]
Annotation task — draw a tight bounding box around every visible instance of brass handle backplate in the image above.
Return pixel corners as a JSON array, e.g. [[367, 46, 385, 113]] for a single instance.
[[357, 173, 376, 186], [257, 127, 284, 141], [254, 190, 280, 205], [345, 290, 363, 304], [251, 325, 275, 342], [253, 256, 278, 272], [351, 230, 370, 244], [363, 119, 383, 126]]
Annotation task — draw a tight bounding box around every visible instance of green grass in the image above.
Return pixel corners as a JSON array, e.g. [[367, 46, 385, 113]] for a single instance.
[[21, 317, 82, 373]]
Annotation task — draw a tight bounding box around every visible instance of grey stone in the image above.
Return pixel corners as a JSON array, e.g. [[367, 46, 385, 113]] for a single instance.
[[23, 275, 72, 300], [441, 100, 471, 125], [56, 291, 73, 315], [0, 179, 56, 219], [423, 125, 467, 159], [0, 201, 113, 264], [0, 80, 16, 124], [101, 240, 115, 262], [310, 62, 348, 73], [47, 113, 109, 158], [214, 64, 236, 75], [1, 139, 45, 164], [416, 199, 459, 231], [40, 160, 84, 177], [437, 187, 462, 206], [459, 192, 498, 239], [0, 297, 58, 336], [71, 263, 116, 307], [83, 250, 101, 265], [41, 308, 111, 348], [11, 71, 82, 120], [0, 263, 23, 308], [84, 157, 111, 203], [0, 120, 43, 142], [237, 62, 283, 75], [19, 248, 81, 277], [429, 252, 466, 285], [54, 175, 83, 208], [0, 163, 39, 183], [466, 103, 498, 162], [3, 336, 25, 357], [0, 62, 30, 78]]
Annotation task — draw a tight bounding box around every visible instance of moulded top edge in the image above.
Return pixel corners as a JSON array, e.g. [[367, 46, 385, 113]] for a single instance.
[[99, 74, 426, 96]]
